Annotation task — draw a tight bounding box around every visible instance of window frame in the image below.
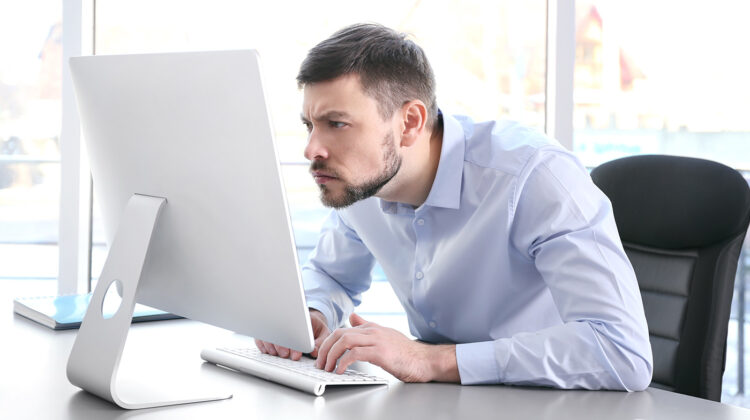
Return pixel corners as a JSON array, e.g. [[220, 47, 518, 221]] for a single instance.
[[58, 0, 94, 294]]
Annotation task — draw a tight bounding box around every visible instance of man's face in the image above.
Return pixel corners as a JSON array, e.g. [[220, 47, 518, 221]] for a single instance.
[[301, 74, 401, 209]]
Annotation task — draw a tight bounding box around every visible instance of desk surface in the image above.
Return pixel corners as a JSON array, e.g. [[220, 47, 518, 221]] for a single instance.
[[2, 289, 750, 420]]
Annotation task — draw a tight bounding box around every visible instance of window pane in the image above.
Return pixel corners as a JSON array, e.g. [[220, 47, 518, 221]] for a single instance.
[[92, 1, 546, 312], [573, 1, 750, 168], [573, 1, 750, 407], [0, 1, 61, 294]]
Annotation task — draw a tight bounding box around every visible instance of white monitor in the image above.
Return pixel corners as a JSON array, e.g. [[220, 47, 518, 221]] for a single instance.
[[66, 50, 314, 409]]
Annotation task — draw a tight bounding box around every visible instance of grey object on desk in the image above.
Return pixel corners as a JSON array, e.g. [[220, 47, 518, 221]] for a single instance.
[[591, 154, 750, 401]]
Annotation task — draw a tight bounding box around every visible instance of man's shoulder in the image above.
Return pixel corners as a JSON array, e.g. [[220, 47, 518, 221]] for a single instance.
[[452, 114, 568, 177]]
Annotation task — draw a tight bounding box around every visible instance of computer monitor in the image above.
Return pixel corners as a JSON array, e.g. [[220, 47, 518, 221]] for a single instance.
[[66, 50, 314, 409]]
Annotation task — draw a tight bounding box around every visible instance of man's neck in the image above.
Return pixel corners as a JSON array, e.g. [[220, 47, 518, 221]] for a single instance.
[[378, 118, 444, 208]]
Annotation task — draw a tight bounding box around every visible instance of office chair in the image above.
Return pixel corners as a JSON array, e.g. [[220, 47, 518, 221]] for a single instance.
[[590, 155, 750, 401]]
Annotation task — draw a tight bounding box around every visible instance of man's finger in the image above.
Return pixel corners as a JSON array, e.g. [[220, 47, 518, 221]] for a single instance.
[[265, 343, 278, 356], [335, 346, 378, 374], [350, 312, 368, 327], [315, 328, 345, 369], [311, 334, 326, 358], [323, 332, 376, 372], [256, 339, 273, 355], [275, 345, 290, 358]]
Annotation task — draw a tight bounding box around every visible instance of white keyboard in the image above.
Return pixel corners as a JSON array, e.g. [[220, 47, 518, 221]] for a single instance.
[[200, 347, 388, 396]]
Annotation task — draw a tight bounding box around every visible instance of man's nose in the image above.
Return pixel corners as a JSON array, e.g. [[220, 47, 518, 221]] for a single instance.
[[304, 129, 329, 161]]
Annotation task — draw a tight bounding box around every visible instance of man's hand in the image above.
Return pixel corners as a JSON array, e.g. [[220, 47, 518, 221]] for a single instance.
[[315, 313, 460, 383], [255, 308, 331, 360]]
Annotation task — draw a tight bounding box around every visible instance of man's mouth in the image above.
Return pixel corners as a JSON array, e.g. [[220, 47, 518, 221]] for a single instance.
[[311, 171, 338, 184]]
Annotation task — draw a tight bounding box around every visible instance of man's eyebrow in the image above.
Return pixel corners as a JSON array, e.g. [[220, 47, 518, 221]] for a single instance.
[[304, 110, 352, 121]]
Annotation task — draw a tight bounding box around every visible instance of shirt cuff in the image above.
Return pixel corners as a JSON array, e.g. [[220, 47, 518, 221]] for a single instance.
[[456, 341, 501, 385]]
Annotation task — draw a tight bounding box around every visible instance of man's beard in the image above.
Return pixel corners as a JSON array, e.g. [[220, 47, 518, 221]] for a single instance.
[[311, 132, 401, 209]]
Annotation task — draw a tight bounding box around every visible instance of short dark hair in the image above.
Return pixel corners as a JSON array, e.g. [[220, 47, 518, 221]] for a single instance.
[[297, 23, 438, 130]]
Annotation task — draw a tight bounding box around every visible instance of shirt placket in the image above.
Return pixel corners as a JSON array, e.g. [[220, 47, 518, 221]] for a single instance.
[[411, 206, 438, 332]]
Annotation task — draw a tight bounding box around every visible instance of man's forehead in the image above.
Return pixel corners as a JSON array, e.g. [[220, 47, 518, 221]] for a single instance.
[[301, 75, 376, 119], [303, 75, 361, 100]]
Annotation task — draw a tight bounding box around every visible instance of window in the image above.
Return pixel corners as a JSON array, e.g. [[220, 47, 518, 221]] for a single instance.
[[0, 1, 62, 296], [573, 1, 750, 168]]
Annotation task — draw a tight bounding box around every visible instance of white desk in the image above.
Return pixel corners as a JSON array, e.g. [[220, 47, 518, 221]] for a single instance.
[[2, 289, 750, 420]]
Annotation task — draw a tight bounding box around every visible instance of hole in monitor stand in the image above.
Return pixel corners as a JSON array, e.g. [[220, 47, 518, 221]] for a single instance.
[[102, 279, 124, 320]]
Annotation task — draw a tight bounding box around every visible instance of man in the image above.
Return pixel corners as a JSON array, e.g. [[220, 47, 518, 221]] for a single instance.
[[256, 23, 653, 390]]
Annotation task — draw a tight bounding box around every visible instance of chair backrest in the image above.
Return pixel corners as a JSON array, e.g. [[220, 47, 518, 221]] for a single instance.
[[591, 155, 750, 401]]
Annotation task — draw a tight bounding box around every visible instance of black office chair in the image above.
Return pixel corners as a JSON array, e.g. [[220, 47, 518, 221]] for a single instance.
[[591, 155, 750, 401]]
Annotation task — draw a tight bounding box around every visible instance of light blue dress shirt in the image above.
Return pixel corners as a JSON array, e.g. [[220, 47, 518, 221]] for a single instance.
[[302, 112, 653, 390]]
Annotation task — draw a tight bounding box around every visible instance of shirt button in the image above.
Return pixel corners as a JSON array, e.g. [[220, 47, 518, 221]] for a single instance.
[[416, 219, 425, 226], [429, 321, 437, 328], [415, 271, 424, 280]]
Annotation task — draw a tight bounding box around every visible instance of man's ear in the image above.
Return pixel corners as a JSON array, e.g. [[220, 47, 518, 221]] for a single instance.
[[399, 100, 427, 148]]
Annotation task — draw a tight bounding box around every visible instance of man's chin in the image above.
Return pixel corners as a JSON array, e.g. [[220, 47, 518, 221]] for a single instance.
[[318, 185, 350, 209], [317, 174, 391, 209], [320, 197, 353, 209]]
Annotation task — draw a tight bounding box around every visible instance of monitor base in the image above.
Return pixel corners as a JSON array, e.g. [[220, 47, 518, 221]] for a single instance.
[[66, 194, 232, 409]]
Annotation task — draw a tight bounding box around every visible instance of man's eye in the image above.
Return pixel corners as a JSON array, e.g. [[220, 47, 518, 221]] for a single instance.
[[329, 121, 346, 129], [302, 121, 312, 132]]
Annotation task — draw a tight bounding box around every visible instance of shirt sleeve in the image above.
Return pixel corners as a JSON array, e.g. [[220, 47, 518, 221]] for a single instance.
[[302, 209, 376, 331], [456, 148, 653, 391]]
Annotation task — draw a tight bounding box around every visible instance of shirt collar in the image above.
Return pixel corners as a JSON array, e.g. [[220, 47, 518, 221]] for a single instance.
[[379, 110, 465, 213], [421, 111, 465, 210]]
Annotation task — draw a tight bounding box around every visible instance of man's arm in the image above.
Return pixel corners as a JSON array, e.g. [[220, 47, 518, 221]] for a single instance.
[[302, 209, 376, 331], [316, 312, 460, 383], [454, 149, 653, 390], [257, 209, 376, 359], [301, 211, 462, 382]]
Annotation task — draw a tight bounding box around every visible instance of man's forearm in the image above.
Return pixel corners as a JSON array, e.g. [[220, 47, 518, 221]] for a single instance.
[[458, 322, 652, 389]]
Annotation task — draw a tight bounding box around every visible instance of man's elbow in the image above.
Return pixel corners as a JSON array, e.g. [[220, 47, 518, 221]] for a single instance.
[[590, 320, 653, 391], [615, 351, 653, 391]]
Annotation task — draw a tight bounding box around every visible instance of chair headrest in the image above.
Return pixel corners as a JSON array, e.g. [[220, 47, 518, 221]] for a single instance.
[[591, 155, 750, 249]]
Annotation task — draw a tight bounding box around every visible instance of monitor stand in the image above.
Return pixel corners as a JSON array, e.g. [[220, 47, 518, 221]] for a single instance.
[[66, 194, 232, 409]]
